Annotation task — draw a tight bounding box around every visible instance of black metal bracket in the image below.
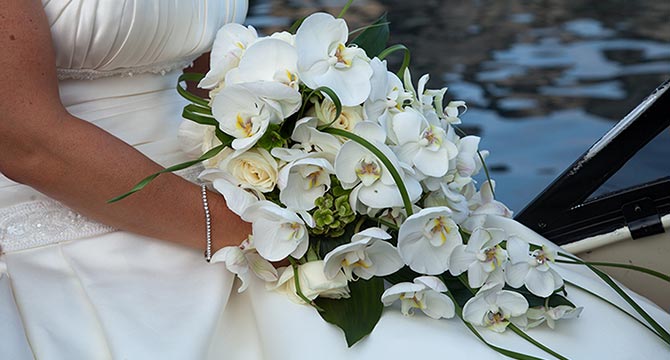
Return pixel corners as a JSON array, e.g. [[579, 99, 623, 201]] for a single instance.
[[622, 198, 664, 240], [515, 79, 670, 245]]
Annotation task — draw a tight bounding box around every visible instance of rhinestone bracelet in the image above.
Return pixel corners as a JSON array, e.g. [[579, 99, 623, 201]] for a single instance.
[[201, 184, 212, 262]]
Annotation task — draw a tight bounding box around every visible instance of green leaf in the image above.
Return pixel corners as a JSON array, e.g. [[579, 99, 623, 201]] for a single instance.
[[177, 73, 209, 107], [384, 266, 420, 285], [350, 14, 390, 58], [314, 277, 385, 347], [182, 105, 217, 126], [378, 44, 411, 79], [256, 123, 286, 150]]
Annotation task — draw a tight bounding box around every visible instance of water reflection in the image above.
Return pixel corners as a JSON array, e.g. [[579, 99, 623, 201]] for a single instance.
[[246, 0, 670, 211]]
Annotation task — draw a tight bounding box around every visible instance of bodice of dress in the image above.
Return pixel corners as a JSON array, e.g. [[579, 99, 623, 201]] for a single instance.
[[0, 0, 247, 253], [45, 0, 247, 80]]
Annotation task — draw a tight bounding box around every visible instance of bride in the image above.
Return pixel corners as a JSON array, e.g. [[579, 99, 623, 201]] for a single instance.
[[1, 1, 668, 359]]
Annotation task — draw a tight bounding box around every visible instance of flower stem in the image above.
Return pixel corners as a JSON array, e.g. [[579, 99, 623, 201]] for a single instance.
[[337, 0, 355, 18], [369, 216, 399, 231]]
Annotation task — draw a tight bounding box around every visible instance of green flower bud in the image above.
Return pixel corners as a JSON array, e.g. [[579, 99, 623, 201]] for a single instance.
[[314, 208, 335, 227], [329, 220, 342, 229], [335, 195, 353, 217]]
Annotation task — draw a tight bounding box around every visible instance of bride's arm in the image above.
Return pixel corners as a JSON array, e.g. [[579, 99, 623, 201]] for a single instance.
[[0, 0, 250, 252]]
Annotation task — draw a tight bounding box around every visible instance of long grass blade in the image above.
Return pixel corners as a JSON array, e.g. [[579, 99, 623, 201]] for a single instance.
[[107, 145, 225, 203], [377, 44, 411, 79], [321, 128, 413, 216], [445, 292, 547, 360], [563, 280, 661, 339], [177, 73, 209, 107], [559, 252, 670, 344], [556, 258, 670, 283]]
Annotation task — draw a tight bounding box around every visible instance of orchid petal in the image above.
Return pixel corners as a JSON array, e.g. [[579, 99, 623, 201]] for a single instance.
[[504, 262, 530, 288], [422, 291, 455, 319], [496, 291, 529, 317], [525, 268, 555, 297]]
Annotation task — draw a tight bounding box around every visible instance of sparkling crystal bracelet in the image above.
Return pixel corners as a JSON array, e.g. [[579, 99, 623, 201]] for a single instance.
[[201, 184, 212, 262]]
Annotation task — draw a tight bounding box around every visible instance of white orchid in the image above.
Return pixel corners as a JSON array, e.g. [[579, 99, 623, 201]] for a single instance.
[[381, 276, 455, 320], [277, 157, 334, 212], [525, 305, 583, 329], [210, 237, 278, 292], [504, 236, 564, 297], [424, 185, 470, 225], [389, 107, 458, 178], [397, 207, 462, 275], [402, 69, 467, 130], [403, 70, 439, 116], [211, 84, 278, 152], [199, 24, 258, 90], [323, 227, 404, 281], [296, 12, 373, 106], [241, 201, 309, 262], [225, 38, 300, 92], [271, 117, 342, 164], [271, 260, 350, 304], [469, 180, 513, 218], [335, 122, 421, 210], [364, 58, 410, 126], [462, 282, 529, 333], [268, 31, 296, 46], [449, 227, 508, 288], [205, 177, 261, 217], [455, 136, 487, 178], [443, 100, 467, 125]]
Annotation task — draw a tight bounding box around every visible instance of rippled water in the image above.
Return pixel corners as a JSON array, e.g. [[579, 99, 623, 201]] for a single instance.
[[246, 0, 670, 212]]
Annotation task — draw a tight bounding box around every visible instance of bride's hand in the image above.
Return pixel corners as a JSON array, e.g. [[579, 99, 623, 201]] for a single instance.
[[0, 0, 250, 253]]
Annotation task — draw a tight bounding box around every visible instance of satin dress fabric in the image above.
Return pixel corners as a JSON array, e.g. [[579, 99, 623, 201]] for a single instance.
[[1, 1, 669, 359]]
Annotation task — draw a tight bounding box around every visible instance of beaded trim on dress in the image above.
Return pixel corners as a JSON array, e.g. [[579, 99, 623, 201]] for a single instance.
[[56, 57, 197, 81], [0, 166, 204, 253], [0, 200, 116, 253]]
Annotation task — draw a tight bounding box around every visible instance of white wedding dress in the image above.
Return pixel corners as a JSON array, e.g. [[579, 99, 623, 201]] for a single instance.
[[0, 1, 669, 359]]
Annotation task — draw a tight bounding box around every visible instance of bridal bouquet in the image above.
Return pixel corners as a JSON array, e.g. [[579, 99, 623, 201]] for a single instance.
[[115, 4, 670, 358], [177, 9, 582, 344]]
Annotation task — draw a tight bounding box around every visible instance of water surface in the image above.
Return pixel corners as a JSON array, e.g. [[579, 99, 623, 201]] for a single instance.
[[246, 0, 670, 212]]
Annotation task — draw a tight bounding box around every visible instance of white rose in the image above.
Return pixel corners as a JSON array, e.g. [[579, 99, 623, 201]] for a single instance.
[[177, 121, 210, 157], [221, 148, 278, 193], [270, 261, 350, 304], [177, 121, 226, 168], [310, 98, 365, 133]]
